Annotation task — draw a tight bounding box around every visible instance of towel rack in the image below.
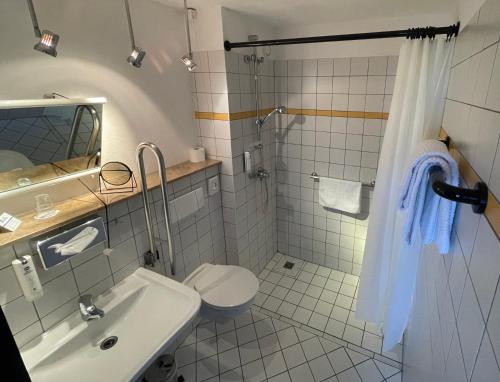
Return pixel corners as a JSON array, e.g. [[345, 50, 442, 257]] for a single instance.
[[310, 172, 376, 187], [429, 167, 488, 214], [428, 137, 488, 214]]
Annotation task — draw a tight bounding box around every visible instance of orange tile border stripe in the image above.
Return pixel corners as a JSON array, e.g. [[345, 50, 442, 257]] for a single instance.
[[440, 128, 500, 238], [195, 109, 389, 121]]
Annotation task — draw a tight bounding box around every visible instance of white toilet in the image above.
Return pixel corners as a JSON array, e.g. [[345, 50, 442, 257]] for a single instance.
[[183, 263, 259, 321]]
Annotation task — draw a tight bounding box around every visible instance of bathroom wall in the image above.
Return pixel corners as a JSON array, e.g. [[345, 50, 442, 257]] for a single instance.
[[0, 0, 197, 174], [0, 166, 225, 348], [403, 0, 500, 380], [191, 49, 277, 275], [275, 56, 397, 275]]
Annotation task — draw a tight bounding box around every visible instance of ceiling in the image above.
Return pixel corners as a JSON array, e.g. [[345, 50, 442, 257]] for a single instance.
[[155, 0, 458, 26]]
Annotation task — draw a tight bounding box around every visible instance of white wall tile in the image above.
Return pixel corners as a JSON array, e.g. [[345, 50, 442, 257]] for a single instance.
[[470, 108, 500, 183], [333, 77, 349, 93], [0, 266, 22, 304], [3, 297, 38, 334], [14, 322, 43, 349], [73, 254, 112, 293], [0, 246, 15, 269], [469, 217, 500, 317], [34, 271, 79, 317], [471, 333, 500, 381], [334, 58, 351, 76], [318, 59, 334, 76], [456, 275, 486, 378], [368, 57, 388, 75], [486, 44, 500, 112], [472, 44, 497, 106], [351, 58, 369, 75], [208, 50, 226, 73]]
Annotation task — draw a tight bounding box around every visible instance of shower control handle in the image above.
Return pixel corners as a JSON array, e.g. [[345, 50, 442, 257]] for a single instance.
[[256, 167, 270, 179]]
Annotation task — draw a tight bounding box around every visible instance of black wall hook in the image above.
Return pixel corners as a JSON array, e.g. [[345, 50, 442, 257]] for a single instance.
[[429, 167, 488, 214]]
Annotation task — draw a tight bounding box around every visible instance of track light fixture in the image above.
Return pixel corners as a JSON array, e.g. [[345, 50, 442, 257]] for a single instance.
[[181, 0, 197, 72], [26, 0, 59, 57], [124, 0, 146, 68]]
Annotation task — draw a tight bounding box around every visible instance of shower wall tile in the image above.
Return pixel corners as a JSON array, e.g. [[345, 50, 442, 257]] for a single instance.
[[274, 56, 395, 274], [404, 2, 500, 380], [195, 51, 277, 275], [1, 167, 226, 349]]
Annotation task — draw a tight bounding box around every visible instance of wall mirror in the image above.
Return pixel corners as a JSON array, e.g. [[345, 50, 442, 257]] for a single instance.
[[0, 97, 106, 194]]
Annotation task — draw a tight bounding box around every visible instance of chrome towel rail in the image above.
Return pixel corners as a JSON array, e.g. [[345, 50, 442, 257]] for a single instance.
[[136, 142, 175, 274], [310, 172, 375, 188]]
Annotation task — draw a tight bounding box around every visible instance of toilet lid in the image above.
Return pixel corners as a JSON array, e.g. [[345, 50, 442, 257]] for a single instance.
[[194, 265, 259, 309]]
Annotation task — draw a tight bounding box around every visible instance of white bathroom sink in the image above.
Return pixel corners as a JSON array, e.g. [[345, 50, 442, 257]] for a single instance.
[[21, 268, 201, 382]]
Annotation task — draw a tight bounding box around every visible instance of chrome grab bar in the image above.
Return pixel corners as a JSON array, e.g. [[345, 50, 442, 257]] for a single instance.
[[66, 105, 101, 159], [135, 142, 175, 275], [84, 107, 101, 157]]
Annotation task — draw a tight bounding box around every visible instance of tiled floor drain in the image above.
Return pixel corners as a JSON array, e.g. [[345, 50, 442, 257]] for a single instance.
[[283, 261, 295, 269]]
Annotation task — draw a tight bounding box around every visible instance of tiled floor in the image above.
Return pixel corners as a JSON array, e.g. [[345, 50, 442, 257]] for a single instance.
[[175, 308, 402, 382], [253, 254, 402, 363]]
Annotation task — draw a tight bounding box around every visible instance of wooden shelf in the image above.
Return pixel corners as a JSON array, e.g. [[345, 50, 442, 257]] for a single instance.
[[0, 159, 221, 248]]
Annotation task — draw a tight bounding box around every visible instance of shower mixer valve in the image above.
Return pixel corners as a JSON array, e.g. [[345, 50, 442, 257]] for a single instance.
[[256, 167, 270, 179]]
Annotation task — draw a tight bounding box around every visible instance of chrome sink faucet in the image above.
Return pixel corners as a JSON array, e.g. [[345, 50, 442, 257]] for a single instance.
[[79, 294, 104, 321]]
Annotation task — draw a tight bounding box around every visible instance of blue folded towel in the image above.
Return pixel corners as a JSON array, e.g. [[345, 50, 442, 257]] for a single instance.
[[399, 140, 459, 254]]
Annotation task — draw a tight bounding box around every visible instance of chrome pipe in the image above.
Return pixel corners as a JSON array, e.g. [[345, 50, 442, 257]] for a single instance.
[[26, 0, 41, 38], [66, 106, 85, 159], [136, 142, 175, 275], [66, 105, 101, 159], [124, 0, 136, 50], [84, 107, 101, 157]]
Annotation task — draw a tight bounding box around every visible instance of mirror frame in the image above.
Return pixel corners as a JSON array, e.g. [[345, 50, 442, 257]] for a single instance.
[[0, 97, 107, 199]]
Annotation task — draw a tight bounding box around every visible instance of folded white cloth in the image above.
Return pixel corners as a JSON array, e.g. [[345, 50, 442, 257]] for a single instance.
[[399, 140, 459, 254], [319, 177, 362, 214]]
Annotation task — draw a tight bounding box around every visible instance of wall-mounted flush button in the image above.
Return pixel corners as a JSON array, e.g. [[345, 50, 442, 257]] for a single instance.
[[208, 176, 219, 196]]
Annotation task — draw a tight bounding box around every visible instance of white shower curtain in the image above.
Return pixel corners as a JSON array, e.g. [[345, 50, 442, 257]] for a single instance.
[[356, 38, 453, 351]]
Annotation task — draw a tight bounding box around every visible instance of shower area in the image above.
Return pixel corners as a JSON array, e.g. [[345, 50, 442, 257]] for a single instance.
[[191, 46, 401, 362]]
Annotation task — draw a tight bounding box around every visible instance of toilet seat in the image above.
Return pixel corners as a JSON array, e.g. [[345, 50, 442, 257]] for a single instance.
[[184, 264, 259, 310]]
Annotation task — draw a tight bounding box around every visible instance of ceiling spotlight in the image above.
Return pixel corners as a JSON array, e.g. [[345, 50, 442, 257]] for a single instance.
[[181, 54, 197, 72], [128, 47, 146, 68], [26, 0, 59, 57], [181, 0, 197, 71], [124, 0, 146, 68]]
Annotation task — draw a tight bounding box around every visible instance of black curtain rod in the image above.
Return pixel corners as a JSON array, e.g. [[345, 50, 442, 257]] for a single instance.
[[224, 23, 460, 51]]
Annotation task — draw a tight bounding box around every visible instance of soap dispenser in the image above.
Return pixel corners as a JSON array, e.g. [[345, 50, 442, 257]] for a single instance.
[[12, 255, 43, 301]]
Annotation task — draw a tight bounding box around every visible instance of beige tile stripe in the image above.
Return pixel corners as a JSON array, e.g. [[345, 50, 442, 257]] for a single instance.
[[440, 128, 500, 238], [195, 109, 389, 121]]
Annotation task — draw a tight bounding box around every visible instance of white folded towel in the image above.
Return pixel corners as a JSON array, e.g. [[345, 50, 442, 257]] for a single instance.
[[319, 177, 362, 214], [399, 140, 459, 254]]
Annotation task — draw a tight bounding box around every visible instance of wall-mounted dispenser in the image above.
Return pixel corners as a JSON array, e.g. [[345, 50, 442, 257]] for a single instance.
[[36, 217, 107, 269], [12, 255, 43, 301], [244, 151, 253, 176]]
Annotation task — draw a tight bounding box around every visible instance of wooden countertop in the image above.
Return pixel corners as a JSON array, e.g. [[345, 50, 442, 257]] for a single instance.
[[95, 159, 221, 206], [0, 159, 221, 248]]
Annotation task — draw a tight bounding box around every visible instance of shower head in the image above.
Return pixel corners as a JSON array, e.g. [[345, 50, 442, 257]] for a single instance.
[[181, 54, 197, 72], [127, 47, 146, 68], [27, 0, 60, 57], [259, 105, 288, 126]]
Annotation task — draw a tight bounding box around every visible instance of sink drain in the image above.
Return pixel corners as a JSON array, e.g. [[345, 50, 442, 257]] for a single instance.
[[100, 336, 118, 350]]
